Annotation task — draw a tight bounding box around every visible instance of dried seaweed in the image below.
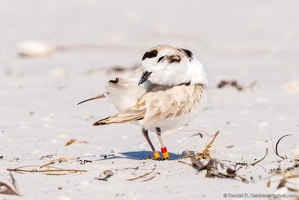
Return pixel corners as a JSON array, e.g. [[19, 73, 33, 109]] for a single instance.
[[126, 130, 297, 190], [217, 80, 257, 92], [268, 176, 299, 193], [180, 131, 270, 183], [65, 138, 77, 146], [267, 133, 299, 193], [181, 131, 219, 161], [65, 138, 89, 146], [217, 80, 245, 91], [268, 159, 299, 192], [196, 131, 219, 160], [0, 172, 21, 196], [181, 150, 249, 183]]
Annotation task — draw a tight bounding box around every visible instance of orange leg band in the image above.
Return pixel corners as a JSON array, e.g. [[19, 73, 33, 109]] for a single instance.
[[161, 147, 169, 159]]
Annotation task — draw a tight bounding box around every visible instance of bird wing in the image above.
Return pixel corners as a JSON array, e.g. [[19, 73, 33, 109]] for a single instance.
[[93, 83, 203, 126]]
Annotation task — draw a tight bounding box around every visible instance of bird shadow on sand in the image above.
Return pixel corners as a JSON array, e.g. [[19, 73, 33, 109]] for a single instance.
[[122, 151, 182, 160], [100, 151, 182, 160]]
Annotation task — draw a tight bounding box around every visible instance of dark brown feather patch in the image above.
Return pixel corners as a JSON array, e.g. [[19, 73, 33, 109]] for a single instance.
[[179, 81, 191, 86], [142, 50, 158, 60], [168, 55, 181, 63], [109, 77, 119, 84], [93, 117, 110, 126], [179, 48, 193, 60]]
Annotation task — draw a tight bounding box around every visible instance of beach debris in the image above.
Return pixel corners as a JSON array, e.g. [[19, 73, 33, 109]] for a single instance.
[[7, 164, 87, 176], [57, 157, 77, 163], [65, 138, 89, 146], [269, 160, 299, 193], [268, 135, 299, 193], [0, 172, 21, 196], [106, 64, 140, 74], [217, 80, 244, 91], [56, 196, 71, 200], [217, 80, 257, 91], [198, 131, 219, 159], [18, 40, 55, 57], [191, 132, 204, 138], [273, 134, 292, 159], [65, 138, 77, 146], [100, 154, 116, 159], [180, 131, 269, 183], [95, 170, 114, 181], [277, 178, 298, 192], [40, 154, 56, 160], [40, 156, 77, 164], [99, 150, 127, 159], [77, 158, 93, 165], [127, 166, 158, 182], [85, 63, 140, 75]]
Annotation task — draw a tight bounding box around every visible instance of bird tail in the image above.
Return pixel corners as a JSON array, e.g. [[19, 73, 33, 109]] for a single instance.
[[77, 94, 106, 105], [93, 109, 145, 126]]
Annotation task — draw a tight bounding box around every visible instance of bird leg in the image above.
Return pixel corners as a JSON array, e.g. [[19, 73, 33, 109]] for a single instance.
[[155, 127, 169, 159], [142, 128, 161, 160]]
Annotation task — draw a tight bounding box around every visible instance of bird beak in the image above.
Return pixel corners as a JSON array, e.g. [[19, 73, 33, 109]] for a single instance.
[[138, 71, 152, 86]]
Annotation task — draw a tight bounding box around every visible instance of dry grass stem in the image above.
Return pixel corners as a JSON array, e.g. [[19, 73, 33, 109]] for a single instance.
[[0, 172, 21, 196]]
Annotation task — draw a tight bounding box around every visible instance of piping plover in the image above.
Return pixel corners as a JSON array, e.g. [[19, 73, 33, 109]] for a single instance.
[[78, 44, 209, 159]]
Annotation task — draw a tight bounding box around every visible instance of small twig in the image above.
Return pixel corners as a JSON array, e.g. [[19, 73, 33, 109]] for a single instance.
[[274, 134, 292, 159], [142, 176, 155, 181], [127, 167, 156, 181], [178, 160, 193, 166], [249, 148, 268, 166], [0, 172, 21, 196], [40, 161, 55, 168], [7, 165, 87, 175]]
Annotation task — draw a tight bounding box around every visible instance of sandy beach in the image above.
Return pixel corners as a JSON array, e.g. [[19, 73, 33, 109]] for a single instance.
[[1, 1, 299, 199]]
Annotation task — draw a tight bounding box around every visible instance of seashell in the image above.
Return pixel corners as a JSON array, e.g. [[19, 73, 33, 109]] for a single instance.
[[17, 40, 55, 57]]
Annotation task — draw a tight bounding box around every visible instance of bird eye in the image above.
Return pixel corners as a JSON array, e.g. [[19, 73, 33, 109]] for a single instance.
[[157, 56, 164, 63]]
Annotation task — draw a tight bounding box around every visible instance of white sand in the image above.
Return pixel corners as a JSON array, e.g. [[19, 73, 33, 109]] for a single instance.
[[1, 1, 298, 199]]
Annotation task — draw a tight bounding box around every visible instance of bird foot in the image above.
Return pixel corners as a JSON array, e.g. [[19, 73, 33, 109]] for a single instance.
[[161, 147, 169, 159], [153, 151, 161, 160], [152, 148, 169, 160]]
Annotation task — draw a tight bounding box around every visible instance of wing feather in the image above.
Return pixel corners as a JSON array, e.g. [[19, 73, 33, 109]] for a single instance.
[[93, 84, 203, 126]]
